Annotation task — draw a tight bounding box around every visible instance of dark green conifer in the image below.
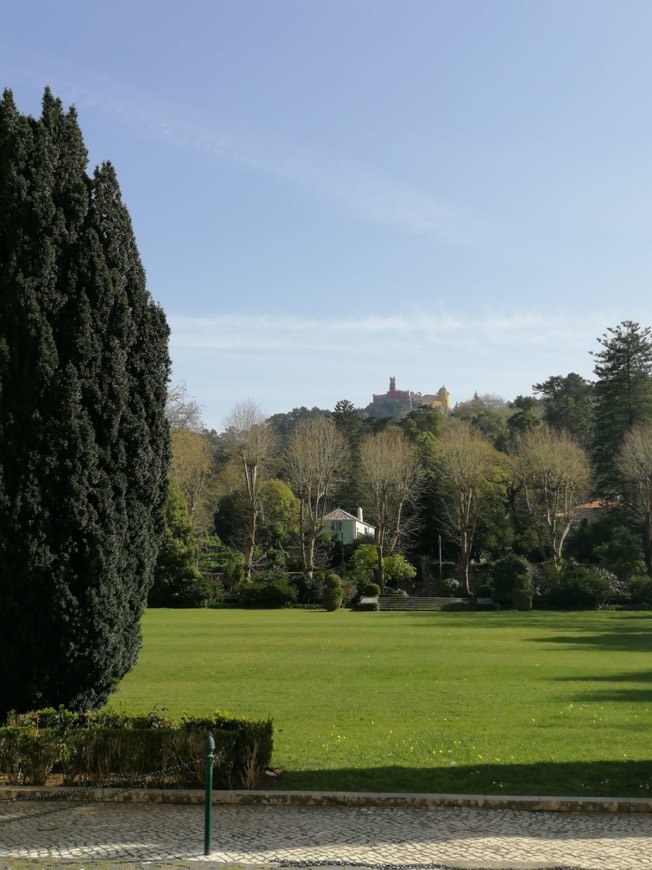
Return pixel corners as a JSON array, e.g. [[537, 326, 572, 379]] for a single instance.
[[592, 321, 652, 489], [149, 482, 209, 608], [0, 89, 170, 718]]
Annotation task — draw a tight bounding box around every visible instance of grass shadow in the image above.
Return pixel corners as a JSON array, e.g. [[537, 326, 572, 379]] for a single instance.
[[554, 669, 652, 703], [531, 626, 652, 653], [277, 760, 652, 798]]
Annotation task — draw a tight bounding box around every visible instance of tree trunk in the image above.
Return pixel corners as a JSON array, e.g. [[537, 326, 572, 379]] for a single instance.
[[244, 503, 256, 581], [376, 544, 385, 592]]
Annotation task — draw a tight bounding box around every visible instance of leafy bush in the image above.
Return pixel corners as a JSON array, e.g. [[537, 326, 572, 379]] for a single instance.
[[512, 528, 541, 560], [628, 575, 652, 607], [290, 572, 323, 605], [512, 588, 533, 611], [363, 583, 381, 596], [531, 560, 561, 601], [346, 544, 378, 587], [492, 554, 532, 605], [0, 726, 61, 785], [534, 560, 615, 610], [237, 569, 298, 608], [511, 570, 531, 591], [197, 538, 246, 590], [438, 576, 463, 597], [383, 554, 417, 586], [475, 583, 493, 598], [339, 576, 358, 607], [216, 549, 246, 589], [566, 507, 632, 564], [594, 526, 645, 580], [205, 577, 226, 608]]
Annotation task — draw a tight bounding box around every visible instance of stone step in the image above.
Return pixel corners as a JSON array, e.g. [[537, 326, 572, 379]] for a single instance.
[[378, 596, 470, 611]]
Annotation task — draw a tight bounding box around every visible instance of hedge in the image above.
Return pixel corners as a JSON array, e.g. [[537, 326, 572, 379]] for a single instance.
[[0, 708, 273, 790]]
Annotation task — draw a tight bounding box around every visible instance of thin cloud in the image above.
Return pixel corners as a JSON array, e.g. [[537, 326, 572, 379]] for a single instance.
[[169, 309, 609, 360], [168, 308, 615, 428], [0, 46, 506, 249]]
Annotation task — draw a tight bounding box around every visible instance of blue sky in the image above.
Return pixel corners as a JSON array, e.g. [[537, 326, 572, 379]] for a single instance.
[[3, 1, 652, 430]]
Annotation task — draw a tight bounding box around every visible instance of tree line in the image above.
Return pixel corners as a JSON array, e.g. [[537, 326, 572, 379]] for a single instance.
[[158, 321, 652, 609]]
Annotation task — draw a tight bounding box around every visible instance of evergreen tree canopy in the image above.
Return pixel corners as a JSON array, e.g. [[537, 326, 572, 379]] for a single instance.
[[533, 373, 595, 450], [149, 482, 207, 608], [592, 321, 652, 489], [0, 89, 170, 718]]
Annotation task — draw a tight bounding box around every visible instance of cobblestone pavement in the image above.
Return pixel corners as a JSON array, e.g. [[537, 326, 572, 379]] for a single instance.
[[1, 799, 652, 870]]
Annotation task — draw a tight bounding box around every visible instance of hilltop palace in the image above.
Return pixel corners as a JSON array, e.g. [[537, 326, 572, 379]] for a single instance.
[[372, 377, 451, 412]]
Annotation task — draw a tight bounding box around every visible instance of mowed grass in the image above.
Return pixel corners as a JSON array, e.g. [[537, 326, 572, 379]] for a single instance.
[[109, 609, 652, 797]]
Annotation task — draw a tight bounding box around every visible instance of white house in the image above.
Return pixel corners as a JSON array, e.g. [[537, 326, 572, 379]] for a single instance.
[[322, 507, 375, 545]]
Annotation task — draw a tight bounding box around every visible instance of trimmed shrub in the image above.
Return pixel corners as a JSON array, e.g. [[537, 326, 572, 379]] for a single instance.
[[362, 583, 381, 597], [0, 708, 273, 790], [321, 573, 343, 611], [355, 599, 380, 611]]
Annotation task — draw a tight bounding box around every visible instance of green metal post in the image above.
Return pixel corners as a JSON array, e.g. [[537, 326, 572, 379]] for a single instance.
[[204, 734, 215, 856]]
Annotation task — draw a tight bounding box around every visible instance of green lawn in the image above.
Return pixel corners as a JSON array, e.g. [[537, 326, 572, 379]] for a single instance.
[[109, 608, 652, 797]]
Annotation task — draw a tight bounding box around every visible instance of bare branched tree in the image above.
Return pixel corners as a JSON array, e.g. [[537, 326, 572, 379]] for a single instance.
[[170, 429, 217, 533], [513, 426, 591, 566], [436, 422, 504, 593], [359, 429, 422, 591], [223, 402, 275, 579], [285, 417, 349, 578], [165, 381, 204, 432]]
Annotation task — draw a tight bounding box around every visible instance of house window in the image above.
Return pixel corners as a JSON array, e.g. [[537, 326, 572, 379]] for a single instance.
[[331, 521, 342, 532]]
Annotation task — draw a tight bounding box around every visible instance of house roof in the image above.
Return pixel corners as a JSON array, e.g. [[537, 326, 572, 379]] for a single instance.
[[323, 507, 359, 521], [576, 499, 612, 511]]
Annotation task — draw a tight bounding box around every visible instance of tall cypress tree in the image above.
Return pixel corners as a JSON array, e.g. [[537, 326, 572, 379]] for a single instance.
[[592, 321, 652, 490], [0, 88, 170, 718]]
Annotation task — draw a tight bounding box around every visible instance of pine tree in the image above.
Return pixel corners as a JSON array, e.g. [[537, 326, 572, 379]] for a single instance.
[[0, 89, 170, 718], [332, 399, 367, 511], [592, 321, 652, 490]]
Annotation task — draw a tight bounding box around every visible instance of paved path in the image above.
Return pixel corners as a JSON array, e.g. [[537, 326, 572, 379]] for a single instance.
[[1, 797, 652, 869]]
